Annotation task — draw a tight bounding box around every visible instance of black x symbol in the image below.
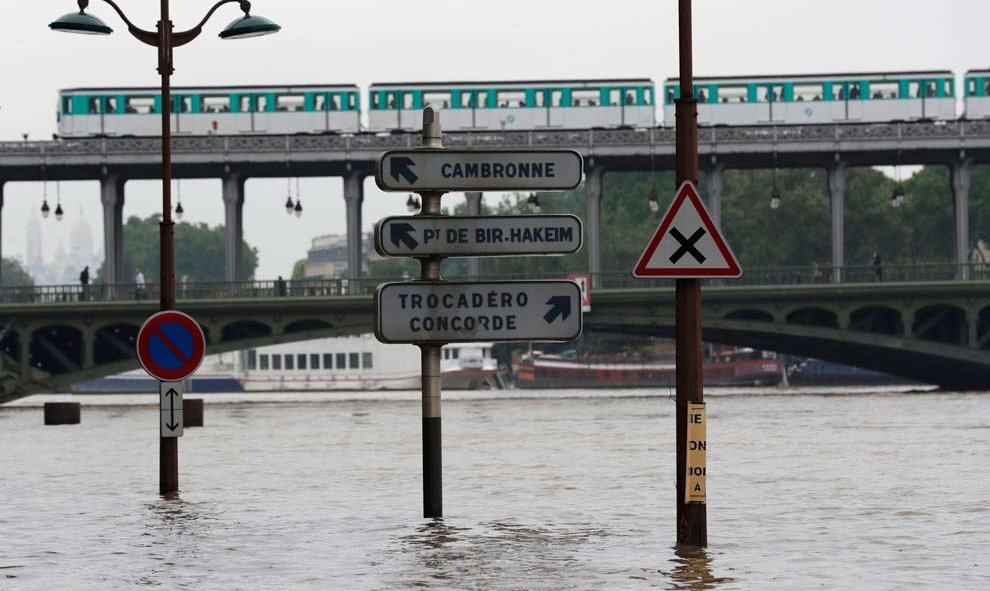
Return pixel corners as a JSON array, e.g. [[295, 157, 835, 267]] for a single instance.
[[670, 227, 707, 264]]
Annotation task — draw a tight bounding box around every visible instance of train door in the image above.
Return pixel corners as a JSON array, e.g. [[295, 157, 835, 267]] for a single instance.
[[238, 95, 257, 132], [170, 94, 195, 133], [548, 88, 565, 128], [532, 89, 550, 127]]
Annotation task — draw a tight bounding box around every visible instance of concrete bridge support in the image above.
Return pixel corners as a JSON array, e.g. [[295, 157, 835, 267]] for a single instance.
[[705, 162, 724, 229], [344, 171, 364, 291], [223, 172, 246, 282], [951, 158, 971, 280], [585, 167, 603, 287], [464, 192, 483, 277], [828, 161, 846, 283], [0, 182, 4, 286], [101, 174, 126, 289]]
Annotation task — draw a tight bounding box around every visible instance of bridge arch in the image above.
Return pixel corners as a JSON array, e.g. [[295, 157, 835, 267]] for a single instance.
[[912, 304, 968, 345], [0, 327, 23, 368], [849, 306, 905, 336], [94, 323, 140, 365], [725, 309, 775, 322], [220, 320, 273, 343], [30, 325, 84, 374], [785, 307, 839, 328]]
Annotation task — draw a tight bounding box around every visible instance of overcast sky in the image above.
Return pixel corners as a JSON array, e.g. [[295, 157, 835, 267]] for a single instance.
[[2, 0, 987, 278]]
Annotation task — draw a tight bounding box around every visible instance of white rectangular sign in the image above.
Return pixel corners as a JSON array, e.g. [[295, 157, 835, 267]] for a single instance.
[[160, 381, 183, 438], [375, 149, 584, 192], [375, 281, 583, 344], [375, 215, 583, 258]]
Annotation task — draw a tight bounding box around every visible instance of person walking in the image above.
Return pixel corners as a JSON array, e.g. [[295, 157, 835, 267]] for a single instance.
[[79, 266, 90, 301], [135, 266, 146, 300], [872, 252, 883, 282]]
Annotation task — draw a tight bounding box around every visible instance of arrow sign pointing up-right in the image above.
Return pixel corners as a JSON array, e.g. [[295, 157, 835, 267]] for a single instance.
[[376, 150, 584, 192]]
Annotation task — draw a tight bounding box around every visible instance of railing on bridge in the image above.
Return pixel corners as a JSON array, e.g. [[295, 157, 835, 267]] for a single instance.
[[1, 263, 986, 305]]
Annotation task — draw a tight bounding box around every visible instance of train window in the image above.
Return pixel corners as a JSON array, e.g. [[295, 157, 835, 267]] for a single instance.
[[403, 93, 415, 109], [272, 355, 282, 370], [460, 92, 473, 108], [285, 354, 295, 370], [870, 82, 898, 100], [62, 96, 73, 115], [849, 82, 863, 99], [497, 90, 525, 108], [643, 88, 653, 105], [239, 96, 253, 112], [757, 85, 784, 102], [314, 95, 326, 111], [717, 86, 747, 103], [942, 80, 953, 97], [104, 97, 117, 113], [534, 91, 545, 108], [572, 89, 599, 107], [330, 94, 342, 111], [276, 95, 304, 112], [362, 352, 373, 369], [371, 93, 381, 109], [201, 95, 228, 113], [259, 354, 269, 370], [126, 97, 155, 114], [348, 93, 356, 110], [666, 87, 677, 104], [323, 353, 333, 369], [551, 90, 563, 107], [968, 79, 977, 97], [424, 92, 451, 109], [88, 97, 100, 114], [386, 92, 397, 109], [609, 89, 621, 106], [793, 84, 822, 102], [831, 83, 846, 100]]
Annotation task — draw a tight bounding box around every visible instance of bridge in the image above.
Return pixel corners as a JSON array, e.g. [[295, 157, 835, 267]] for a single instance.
[[1, 266, 987, 402], [1, 120, 988, 290]]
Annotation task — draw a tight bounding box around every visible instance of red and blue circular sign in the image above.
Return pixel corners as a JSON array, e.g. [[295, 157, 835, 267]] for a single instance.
[[136, 310, 207, 382]]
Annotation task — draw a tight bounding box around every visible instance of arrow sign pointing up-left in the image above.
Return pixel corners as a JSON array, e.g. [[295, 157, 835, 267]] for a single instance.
[[390, 157, 419, 184], [160, 381, 184, 438], [376, 149, 583, 192]]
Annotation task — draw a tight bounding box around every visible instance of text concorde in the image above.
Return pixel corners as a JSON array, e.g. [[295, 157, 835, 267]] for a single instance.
[[375, 215, 583, 257], [375, 150, 584, 191]]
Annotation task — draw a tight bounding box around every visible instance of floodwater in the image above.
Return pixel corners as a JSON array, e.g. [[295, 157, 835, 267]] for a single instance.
[[1, 387, 988, 590]]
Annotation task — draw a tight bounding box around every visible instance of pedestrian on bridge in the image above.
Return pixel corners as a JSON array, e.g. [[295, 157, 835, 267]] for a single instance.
[[873, 252, 883, 282], [79, 266, 89, 301], [135, 266, 146, 300]]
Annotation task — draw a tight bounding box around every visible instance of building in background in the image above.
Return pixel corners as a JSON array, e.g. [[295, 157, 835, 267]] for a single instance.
[[23, 207, 101, 284], [302, 232, 377, 279]]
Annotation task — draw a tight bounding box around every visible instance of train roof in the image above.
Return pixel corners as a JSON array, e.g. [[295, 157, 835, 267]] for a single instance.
[[60, 84, 359, 93], [370, 78, 653, 88], [965, 69, 990, 75], [666, 70, 954, 83]]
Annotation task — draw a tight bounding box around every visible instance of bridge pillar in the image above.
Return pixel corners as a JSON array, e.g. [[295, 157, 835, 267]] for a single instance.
[[344, 171, 364, 293], [82, 329, 95, 370], [18, 327, 30, 380], [951, 158, 971, 280], [222, 172, 246, 282], [968, 308, 979, 348], [705, 162, 724, 229], [585, 167, 603, 287], [100, 174, 126, 291], [827, 161, 846, 283], [0, 182, 4, 288], [464, 192, 483, 277]]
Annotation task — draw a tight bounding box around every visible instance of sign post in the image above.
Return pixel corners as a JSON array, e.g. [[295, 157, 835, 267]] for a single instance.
[[374, 106, 585, 518]]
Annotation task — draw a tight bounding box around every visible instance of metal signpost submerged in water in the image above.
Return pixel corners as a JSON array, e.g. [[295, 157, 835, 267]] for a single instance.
[[374, 106, 585, 518]]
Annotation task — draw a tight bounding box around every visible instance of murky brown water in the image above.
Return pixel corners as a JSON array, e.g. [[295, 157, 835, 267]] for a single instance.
[[1, 388, 988, 590]]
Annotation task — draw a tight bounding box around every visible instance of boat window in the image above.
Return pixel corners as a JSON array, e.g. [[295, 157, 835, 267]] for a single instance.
[[310, 354, 320, 369], [126, 96, 155, 114], [362, 352, 373, 369], [202, 95, 230, 113], [336, 352, 346, 369], [496, 90, 526, 108], [297, 354, 307, 370], [402, 93, 415, 110], [349, 353, 360, 370], [870, 81, 898, 99], [277, 94, 305, 112], [716, 85, 747, 103], [571, 89, 599, 107], [793, 84, 822, 102], [442, 349, 448, 360], [285, 354, 295, 370], [609, 89, 621, 106], [323, 353, 333, 369], [451, 348, 459, 360], [272, 355, 282, 370], [551, 89, 564, 107], [424, 91, 451, 110], [259, 354, 269, 370], [247, 350, 257, 370]]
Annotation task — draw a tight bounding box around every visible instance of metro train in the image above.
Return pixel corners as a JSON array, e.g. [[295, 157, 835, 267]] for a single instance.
[[55, 70, 990, 138]]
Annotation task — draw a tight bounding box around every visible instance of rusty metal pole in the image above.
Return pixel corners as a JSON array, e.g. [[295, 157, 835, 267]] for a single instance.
[[158, 0, 179, 495], [674, 0, 707, 547]]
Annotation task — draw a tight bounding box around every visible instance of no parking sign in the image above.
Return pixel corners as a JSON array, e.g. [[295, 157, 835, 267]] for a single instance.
[[136, 310, 206, 382]]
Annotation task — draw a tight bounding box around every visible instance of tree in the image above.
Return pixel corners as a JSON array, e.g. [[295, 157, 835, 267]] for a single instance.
[[96, 215, 259, 283], [290, 259, 307, 280], [1, 258, 34, 287]]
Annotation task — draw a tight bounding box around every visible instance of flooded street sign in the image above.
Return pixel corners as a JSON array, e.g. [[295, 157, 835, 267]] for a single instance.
[[375, 214, 583, 258], [375, 281, 582, 344], [160, 381, 184, 439], [375, 149, 584, 192]]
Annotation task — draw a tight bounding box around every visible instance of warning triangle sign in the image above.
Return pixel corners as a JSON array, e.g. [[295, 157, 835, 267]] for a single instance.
[[632, 182, 742, 278]]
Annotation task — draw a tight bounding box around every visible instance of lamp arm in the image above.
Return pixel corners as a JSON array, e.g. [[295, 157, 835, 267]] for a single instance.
[[92, 0, 158, 45], [172, 0, 248, 47]]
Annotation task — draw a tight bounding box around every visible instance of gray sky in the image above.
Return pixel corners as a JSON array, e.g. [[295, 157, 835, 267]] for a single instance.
[[2, 0, 987, 278]]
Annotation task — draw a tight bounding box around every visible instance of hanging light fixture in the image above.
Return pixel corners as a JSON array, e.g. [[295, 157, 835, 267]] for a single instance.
[[284, 176, 294, 214], [648, 187, 660, 213], [527, 192, 541, 213], [40, 163, 50, 218], [54, 181, 64, 221], [175, 180, 185, 220], [294, 177, 303, 218]]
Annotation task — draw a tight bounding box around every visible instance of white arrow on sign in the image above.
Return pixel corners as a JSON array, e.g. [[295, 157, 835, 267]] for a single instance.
[[375, 281, 583, 344], [159, 381, 184, 438], [375, 149, 584, 192], [375, 215, 583, 258]]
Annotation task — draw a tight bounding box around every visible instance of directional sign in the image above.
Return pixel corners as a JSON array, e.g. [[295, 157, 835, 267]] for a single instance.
[[632, 182, 742, 278], [375, 215, 583, 258], [160, 381, 184, 438], [568, 273, 592, 313], [137, 310, 207, 382], [375, 281, 583, 344], [375, 149, 584, 192]]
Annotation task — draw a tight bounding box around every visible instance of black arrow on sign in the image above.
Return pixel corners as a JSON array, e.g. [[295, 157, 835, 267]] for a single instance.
[[544, 296, 572, 324], [164, 387, 180, 432], [390, 157, 418, 184], [390, 223, 419, 250]]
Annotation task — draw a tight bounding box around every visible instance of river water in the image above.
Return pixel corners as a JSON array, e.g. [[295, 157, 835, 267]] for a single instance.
[[1, 387, 988, 590]]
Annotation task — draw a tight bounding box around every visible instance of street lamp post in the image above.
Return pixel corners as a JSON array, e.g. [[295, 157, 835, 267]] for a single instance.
[[51, 0, 279, 495]]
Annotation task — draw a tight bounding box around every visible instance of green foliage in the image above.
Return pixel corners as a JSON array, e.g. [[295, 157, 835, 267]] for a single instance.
[[96, 215, 258, 283], [290, 259, 307, 280], [1, 258, 34, 287]]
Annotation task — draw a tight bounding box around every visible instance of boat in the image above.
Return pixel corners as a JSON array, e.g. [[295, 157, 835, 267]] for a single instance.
[[71, 354, 244, 393], [235, 334, 503, 391], [515, 347, 784, 388], [787, 358, 922, 386]]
